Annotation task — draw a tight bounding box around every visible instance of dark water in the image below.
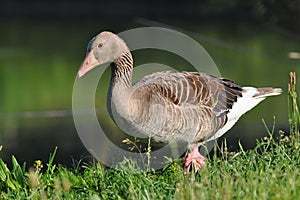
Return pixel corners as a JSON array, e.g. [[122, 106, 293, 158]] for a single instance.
[[0, 19, 299, 167]]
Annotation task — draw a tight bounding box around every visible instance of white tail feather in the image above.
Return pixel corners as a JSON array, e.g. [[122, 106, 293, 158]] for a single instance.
[[208, 86, 282, 141]]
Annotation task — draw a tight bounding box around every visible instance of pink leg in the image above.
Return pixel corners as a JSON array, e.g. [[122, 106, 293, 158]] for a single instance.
[[183, 146, 205, 175]]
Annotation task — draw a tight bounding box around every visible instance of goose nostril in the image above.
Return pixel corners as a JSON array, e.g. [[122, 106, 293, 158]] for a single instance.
[[85, 58, 90, 65]]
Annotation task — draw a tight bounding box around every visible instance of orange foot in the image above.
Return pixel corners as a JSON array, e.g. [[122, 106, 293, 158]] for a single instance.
[[183, 146, 205, 175]]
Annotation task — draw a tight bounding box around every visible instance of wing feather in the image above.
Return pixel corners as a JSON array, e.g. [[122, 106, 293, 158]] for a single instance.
[[131, 71, 242, 143]]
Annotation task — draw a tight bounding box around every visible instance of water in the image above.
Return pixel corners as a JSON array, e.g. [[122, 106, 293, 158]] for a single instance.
[[0, 19, 299, 167]]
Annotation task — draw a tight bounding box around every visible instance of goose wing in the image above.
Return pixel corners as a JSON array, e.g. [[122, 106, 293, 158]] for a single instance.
[[134, 71, 242, 116], [131, 71, 242, 142]]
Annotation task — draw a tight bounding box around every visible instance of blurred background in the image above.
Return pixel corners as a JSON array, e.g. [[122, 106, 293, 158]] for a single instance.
[[0, 0, 300, 167]]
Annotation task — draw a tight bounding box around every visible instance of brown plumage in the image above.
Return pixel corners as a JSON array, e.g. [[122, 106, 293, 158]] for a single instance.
[[78, 31, 282, 174]]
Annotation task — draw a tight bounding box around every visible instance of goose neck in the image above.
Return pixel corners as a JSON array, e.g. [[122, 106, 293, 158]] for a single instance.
[[110, 52, 133, 88]]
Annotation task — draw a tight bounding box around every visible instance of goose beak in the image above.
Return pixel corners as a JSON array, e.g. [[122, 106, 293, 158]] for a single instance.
[[78, 51, 100, 77]]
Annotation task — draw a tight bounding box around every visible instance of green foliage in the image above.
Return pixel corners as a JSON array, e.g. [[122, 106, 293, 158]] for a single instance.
[[288, 72, 300, 139], [0, 72, 299, 199]]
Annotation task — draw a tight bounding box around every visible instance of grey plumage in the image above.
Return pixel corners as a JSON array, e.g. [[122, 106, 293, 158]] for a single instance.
[[78, 31, 282, 152]]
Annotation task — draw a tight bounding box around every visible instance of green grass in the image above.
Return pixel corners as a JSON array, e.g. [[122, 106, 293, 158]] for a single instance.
[[0, 72, 299, 199]]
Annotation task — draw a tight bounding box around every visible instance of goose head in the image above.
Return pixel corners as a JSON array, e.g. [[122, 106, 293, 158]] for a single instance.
[[78, 31, 129, 77]]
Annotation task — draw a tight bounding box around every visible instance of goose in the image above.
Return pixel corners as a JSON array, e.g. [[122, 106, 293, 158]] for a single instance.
[[77, 31, 282, 174]]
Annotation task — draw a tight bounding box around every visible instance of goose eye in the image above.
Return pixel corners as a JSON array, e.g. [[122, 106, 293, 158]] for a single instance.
[[97, 43, 103, 48]]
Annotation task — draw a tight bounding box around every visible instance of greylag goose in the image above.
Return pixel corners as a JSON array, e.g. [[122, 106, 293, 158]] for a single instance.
[[77, 31, 282, 174]]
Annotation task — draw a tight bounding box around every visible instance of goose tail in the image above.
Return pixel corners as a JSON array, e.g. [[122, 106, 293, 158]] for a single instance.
[[251, 87, 283, 98]]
